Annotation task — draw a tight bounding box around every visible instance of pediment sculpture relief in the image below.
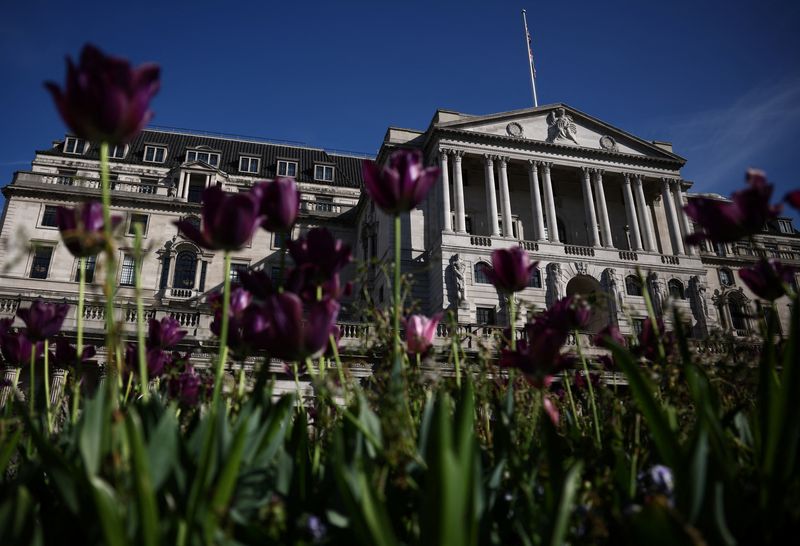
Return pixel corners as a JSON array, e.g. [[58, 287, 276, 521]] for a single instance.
[[546, 107, 579, 145]]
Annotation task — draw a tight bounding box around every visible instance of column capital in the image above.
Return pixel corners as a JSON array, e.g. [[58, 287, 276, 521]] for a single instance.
[[540, 161, 552, 172], [496, 155, 509, 166], [438, 148, 451, 159], [527, 159, 539, 170], [483, 153, 494, 165], [622, 172, 632, 182], [452, 150, 464, 162]]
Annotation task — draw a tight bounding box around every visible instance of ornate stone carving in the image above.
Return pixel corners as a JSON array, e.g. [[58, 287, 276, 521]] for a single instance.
[[506, 122, 524, 137], [448, 254, 467, 307], [648, 272, 666, 318], [689, 275, 713, 337], [602, 268, 622, 325], [546, 107, 579, 145], [599, 135, 617, 151], [574, 261, 589, 276], [545, 263, 563, 307]]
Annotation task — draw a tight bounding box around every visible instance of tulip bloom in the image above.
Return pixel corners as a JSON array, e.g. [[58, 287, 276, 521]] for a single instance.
[[288, 228, 352, 278], [633, 318, 673, 361], [593, 324, 625, 348], [482, 247, 538, 294], [786, 190, 800, 211], [252, 178, 300, 232], [45, 44, 160, 145], [56, 201, 122, 257], [538, 296, 591, 333], [263, 293, 340, 361], [17, 300, 70, 341], [168, 362, 202, 407], [739, 258, 796, 301], [125, 343, 172, 378], [50, 338, 96, 369], [174, 186, 261, 251], [403, 313, 442, 355], [362, 149, 440, 214], [684, 169, 780, 244], [147, 316, 187, 350], [499, 322, 570, 388], [0, 331, 43, 366]]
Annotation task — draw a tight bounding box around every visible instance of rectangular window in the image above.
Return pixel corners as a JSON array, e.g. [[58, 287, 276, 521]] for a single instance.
[[109, 144, 126, 159], [239, 156, 260, 174], [144, 145, 167, 163], [314, 164, 334, 182], [187, 175, 206, 203], [75, 255, 97, 283], [273, 231, 288, 249], [632, 318, 645, 337], [271, 266, 282, 284], [41, 205, 58, 227], [278, 160, 298, 177], [778, 220, 793, 234], [476, 307, 496, 326], [185, 150, 220, 167], [30, 246, 54, 279], [64, 137, 85, 154], [139, 177, 157, 194], [128, 214, 149, 236], [120, 254, 136, 287], [230, 262, 248, 283], [315, 196, 334, 212]]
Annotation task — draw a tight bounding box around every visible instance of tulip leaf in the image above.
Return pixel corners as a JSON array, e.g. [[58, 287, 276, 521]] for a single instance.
[[125, 412, 159, 546], [548, 461, 583, 546], [79, 387, 108, 477], [146, 407, 179, 490], [0, 428, 21, 474], [89, 476, 128, 546]]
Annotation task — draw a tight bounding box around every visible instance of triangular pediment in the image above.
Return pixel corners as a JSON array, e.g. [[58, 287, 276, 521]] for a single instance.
[[436, 103, 682, 161]]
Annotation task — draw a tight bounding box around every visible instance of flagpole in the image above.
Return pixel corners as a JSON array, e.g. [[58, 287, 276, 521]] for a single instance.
[[522, 9, 538, 107]]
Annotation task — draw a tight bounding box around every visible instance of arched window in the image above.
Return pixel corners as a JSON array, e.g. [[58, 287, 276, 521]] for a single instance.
[[730, 301, 748, 332], [474, 262, 490, 284], [173, 251, 197, 289], [719, 268, 735, 287], [528, 267, 542, 288], [668, 279, 685, 299], [625, 275, 643, 296]]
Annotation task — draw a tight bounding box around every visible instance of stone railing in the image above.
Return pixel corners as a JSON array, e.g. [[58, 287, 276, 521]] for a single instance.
[[564, 245, 595, 257], [168, 287, 195, 299], [338, 322, 368, 339], [469, 235, 492, 247], [0, 297, 19, 316], [661, 255, 680, 265], [619, 250, 638, 261], [301, 199, 345, 214], [20, 172, 171, 197], [519, 240, 539, 251], [83, 305, 106, 321], [170, 311, 201, 328]]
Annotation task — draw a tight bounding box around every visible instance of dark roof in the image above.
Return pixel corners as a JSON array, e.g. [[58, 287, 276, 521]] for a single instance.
[[37, 129, 370, 188]]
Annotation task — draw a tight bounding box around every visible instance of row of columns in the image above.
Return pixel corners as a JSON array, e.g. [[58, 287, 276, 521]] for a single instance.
[[439, 148, 693, 255]]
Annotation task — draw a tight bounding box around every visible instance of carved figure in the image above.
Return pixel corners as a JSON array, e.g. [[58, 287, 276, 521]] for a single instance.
[[649, 272, 665, 317], [603, 268, 621, 324], [546, 107, 579, 145], [450, 254, 466, 305], [545, 263, 563, 307]]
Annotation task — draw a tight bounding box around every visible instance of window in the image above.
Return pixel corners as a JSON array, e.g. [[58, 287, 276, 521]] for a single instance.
[[626, 275, 643, 296], [120, 254, 136, 287], [528, 268, 542, 288], [64, 137, 86, 154], [668, 279, 685, 300], [273, 231, 288, 249], [239, 156, 260, 174], [714, 242, 727, 257], [778, 220, 794, 234], [278, 160, 298, 177], [476, 307, 496, 326], [271, 266, 282, 284], [730, 302, 748, 332], [139, 178, 157, 194], [184, 215, 201, 230], [128, 214, 149, 236], [763, 306, 782, 335], [315, 196, 334, 212], [75, 255, 96, 283], [474, 262, 490, 284], [465, 216, 473, 234], [230, 262, 248, 283], [185, 150, 220, 167], [41, 205, 58, 227], [144, 145, 167, 163], [314, 164, 334, 182], [109, 144, 126, 159], [30, 246, 54, 279], [187, 174, 206, 203], [172, 251, 197, 289], [719, 268, 734, 287], [632, 318, 645, 337]]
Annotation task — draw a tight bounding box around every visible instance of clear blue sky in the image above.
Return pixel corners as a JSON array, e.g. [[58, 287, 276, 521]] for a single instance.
[[1, 0, 798, 218]]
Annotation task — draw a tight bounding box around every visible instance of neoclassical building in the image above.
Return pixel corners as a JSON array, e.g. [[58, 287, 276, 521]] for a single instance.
[[1, 104, 798, 368]]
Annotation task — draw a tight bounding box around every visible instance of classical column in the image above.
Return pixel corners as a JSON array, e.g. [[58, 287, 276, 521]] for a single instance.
[[661, 178, 685, 255], [622, 174, 643, 251], [439, 151, 453, 232], [581, 167, 600, 247], [541, 162, 560, 242], [671, 181, 694, 255], [528, 161, 546, 241], [452, 151, 466, 233], [50, 368, 68, 409], [483, 155, 500, 236], [633, 175, 657, 251], [592, 169, 614, 248], [0, 367, 19, 408], [497, 157, 513, 237]]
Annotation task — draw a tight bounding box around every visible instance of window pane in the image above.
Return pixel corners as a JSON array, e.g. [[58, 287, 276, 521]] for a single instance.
[[210, 154, 219, 167], [30, 247, 53, 279], [41, 206, 58, 227], [145, 147, 154, 161], [128, 214, 148, 235], [287, 162, 297, 176], [187, 151, 196, 162], [474, 263, 490, 284], [172, 251, 197, 289], [120, 255, 136, 286], [230, 263, 248, 283], [155, 148, 165, 162], [240, 157, 248, 171], [75, 255, 96, 283]]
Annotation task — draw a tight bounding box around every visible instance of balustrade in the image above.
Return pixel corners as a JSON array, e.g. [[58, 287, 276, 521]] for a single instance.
[[564, 245, 595, 257], [618, 250, 638, 261], [470, 235, 492, 247]]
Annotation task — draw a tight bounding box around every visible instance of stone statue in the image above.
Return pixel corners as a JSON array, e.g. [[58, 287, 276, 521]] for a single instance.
[[689, 275, 711, 337], [545, 262, 563, 307], [603, 268, 621, 325], [546, 107, 579, 145], [450, 254, 467, 306], [648, 272, 665, 318]]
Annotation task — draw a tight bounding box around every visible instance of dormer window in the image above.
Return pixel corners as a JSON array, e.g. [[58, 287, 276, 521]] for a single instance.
[[109, 144, 127, 159], [239, 156, 260, 174], [186, 149, 220, 167], [144, 145, 167, 163], [277, 160, 298, 177], [64, 137, 86, 155], [314, 164, 334, 182], [778, 219, 794, 234]]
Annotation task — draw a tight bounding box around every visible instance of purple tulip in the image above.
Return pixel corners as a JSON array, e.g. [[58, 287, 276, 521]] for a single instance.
[[633, 318, 673, 361], [147, 317, 187, 350], [362, 149, 440, 214], [50, 338, 96, 369], [403, 313, 442, 355], [263, 293, 339, 361], [593, 324, 625, 348], [684, 169, 780, 244], [573, 370, 601, 391], [174, 186, 261, 251], [288, 228, 352, 279], [125, 343, 173, 378], [0, 331, 43, 366], [45, 44, 160, 145], [252, 178, 300, 232], [739, 258, 796, 301], [786, 190, 800, 211], [499, 322, 569, 388], [482, 247, 538, 294], [543, 395, 560, 426], [56, 201, 122, 258], [17, 300, 70, 341], [210, 288, 270, 358], [538, 296, 591, 333], [168, 363, 202, 406], [239, 270, 278, 301]]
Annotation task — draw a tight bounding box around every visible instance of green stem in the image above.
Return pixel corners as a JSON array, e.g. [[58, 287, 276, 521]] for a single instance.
[[452, 333, 462, 388], [629, 413, 642, 498], [29, 344, 36, 419], [563, 371, 581, 431], [99, 142, 118, 404], [210, 252, 232, 410], [329, 333, 348, 403], [237, 362, 246, 401], [43, 340, 51, 433], [73, 256, 86, 423], [393, 214, 402, 363], [508, 295, 516, 351], [292, 361, 302, 410], [134, 224, 148, 400], [575, 329, 602, 448]]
